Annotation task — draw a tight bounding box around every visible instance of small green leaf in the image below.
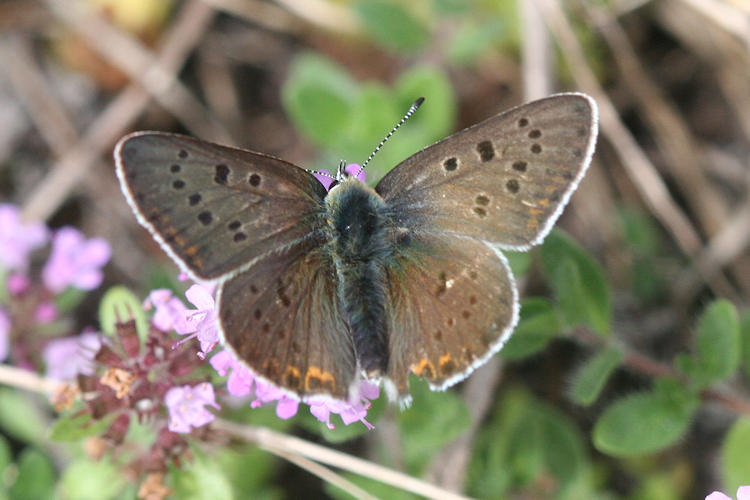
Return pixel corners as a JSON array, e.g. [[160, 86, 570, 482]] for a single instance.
[[282, 53, 357, 149], [721, 417, 750, 493], [678, 300, 740, 388], [50, 412, 118, 442], [540, 230, 611, 335], [394, 66, 456, 142], [0, 389, 47, 445], [740, 309, 750, 382], [501, 298, 561, 360], [448, 18, 505, 64], [98, 286, 148, 343], [569, 346, 623, 406], [397, 377, 470, 473], [59, 459, 126, 500], [593, 382, 698, 457], [8, 449, 55, 500], [354, 1, 430, 53], [172, 451, 234, 500]]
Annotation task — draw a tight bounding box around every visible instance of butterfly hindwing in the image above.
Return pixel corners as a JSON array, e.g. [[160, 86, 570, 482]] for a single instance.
[[217, 237, 357, 400], [384, 232, 518, 396], [115, 132, 328, 281], [375, 94, 598, 250]]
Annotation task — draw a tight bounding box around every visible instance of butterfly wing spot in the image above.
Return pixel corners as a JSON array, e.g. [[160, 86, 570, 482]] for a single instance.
[[177, 149, 188, 159], [462, 310, 471, 319], [233, 232, 247, 242], [228, 220, 241, 230], [530, 144, 542, 154], [249, 173, 261, 187], [446, 317, 456, 327], [214, 164, 229, 184], [283, 366, 302, 388], [469, 270, 478, 280], [435, 271, 448, 297], [438, 354, 456, 376], [185, 245, 198, 257], [263, 360, 280, 377], [469, 295, 477, 305], [518, 117, 529, 127], [572, 148, 583, 159], [443, 157, 458, 171], [304, 366, 336, 392], [291, 340, 299, 353], [250, 284, 259, 294], [473, 207, 487, 218], [253, 309, 261, 320], [170, 164, 181, 173], [512, 161, 528, 172], [434, 330, 442, 341], [262, 322, 270, 333], [172, 180, 185, 189], [577, 127, 587, 137], [475, 195, 490, 206], [476, 140, 495, 161], [188, 193, 201, 206], [197, 211, 213, 225], [412, 358, 436, 378], [506, 179, 520, 193], [528, 129, 542, 139]]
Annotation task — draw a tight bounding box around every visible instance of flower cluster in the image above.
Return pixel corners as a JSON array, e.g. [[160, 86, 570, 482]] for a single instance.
[[707, 486, 750, 500]]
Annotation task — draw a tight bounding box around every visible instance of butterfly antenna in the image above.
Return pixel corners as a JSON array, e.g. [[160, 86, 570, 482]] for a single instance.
[[355, 97, 425, 178]]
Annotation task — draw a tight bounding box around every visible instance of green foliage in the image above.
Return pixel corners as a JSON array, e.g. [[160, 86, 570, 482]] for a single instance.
[[50, 411, 118, 442], [739, 309, 750, 382], [501, 298, 561, 360], [0, 388, 48, 445], [8, 448, 56, 500], [468, 387, 591, 498], [59, 459, 126, 500], [569, 346, 623, 406], [593, 378, 698, 457], [171, 451, 235, 500], [618, 207, 666, 302], [354, 1, 430, 53], [98, 285, 149, 344], [214, 445, 281, 500], [539, 230, 612, 336], [447, 18, 507, 64], [325, 474, 418, 500], [397, 377, 471, 473], [676, 299, 740, 388], [282, 53, 456, 183], [720, 417, 750, 493]]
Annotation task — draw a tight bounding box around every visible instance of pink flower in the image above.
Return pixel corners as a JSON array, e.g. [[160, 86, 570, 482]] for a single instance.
[[35, 301, 58, 324], [43, 331, 101, 380], [6, 273, 30, 295], [145, 289, 188, 332], [42, 227, 110, 293], [307, 381, 379, 430], [314, 164, 366, 191], [0, 204, 48, 272], [177, 284, 219, 357], [0, 309, 10, 361], [165, 382, 220, 433], [707, 486, 750, 500]]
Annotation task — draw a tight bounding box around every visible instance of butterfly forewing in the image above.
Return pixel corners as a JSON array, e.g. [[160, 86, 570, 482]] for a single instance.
[[375, 94, 598, 250], [217, 237, 357, 400], [385, 233, 518, 396], [115, 132, 328, 281]]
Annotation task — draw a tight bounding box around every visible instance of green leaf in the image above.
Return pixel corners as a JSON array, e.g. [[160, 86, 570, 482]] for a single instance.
[[737, 309, 750, 382], [0, 388, 48, 445], [8, 449, 55, 500], [677, 300, 740, 388], [397, 377, 470, 473], [59, 459, 126, 500], [593, 381, 698, 457], [721, 417, 750, 493], [394, 66, 455, 142], [0, 434, 11, 472], [569, 346, 623, 406], [325, 473, 419, 500], [354, 1, 430, 53], [448, 18, 506, 64], [539, 230, 611, 335], [468, 387, 589, 498], [50, 411, 118, 442], [500, 298, 561, 360], [98, 286, 148, 343], [55, 288, 87, 313], [282, 53, 357, 149], [172, 451, 234, 500], [215, 445, 280, 498]]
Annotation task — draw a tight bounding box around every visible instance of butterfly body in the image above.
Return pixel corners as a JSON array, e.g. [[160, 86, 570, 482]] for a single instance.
[[115, 93, 599, 405]]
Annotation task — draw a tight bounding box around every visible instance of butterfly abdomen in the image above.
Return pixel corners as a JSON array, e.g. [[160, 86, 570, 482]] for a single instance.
[[326, 180, 392, 376]]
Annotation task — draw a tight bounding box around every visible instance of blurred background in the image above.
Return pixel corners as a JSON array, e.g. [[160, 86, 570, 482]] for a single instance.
[[1, 0, 749, 498]]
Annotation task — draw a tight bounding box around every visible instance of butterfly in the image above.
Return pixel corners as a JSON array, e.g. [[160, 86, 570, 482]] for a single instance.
[[115, 93, 598, 405]]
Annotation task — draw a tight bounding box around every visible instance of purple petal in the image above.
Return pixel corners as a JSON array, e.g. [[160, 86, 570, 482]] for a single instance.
[[276, 398, 299, 419], [309, 402, 334, 429], [314, 170, 335, 190], [209, 350, 235, 376], [35, 301, 58, 323], [344, 163, 366, 183], [706, 494, 732, 500], [7, 273, 30, 295], [0, 309, 10, 361], [0, 204, 48, 272], [78, 238, 111, 267], [738, 486, 750, 500], [185, 284, 215, 310], [43, 332, 101, 380]]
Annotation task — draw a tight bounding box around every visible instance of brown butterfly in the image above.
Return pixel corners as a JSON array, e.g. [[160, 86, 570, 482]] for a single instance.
[[115, 93, 598, 405]]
